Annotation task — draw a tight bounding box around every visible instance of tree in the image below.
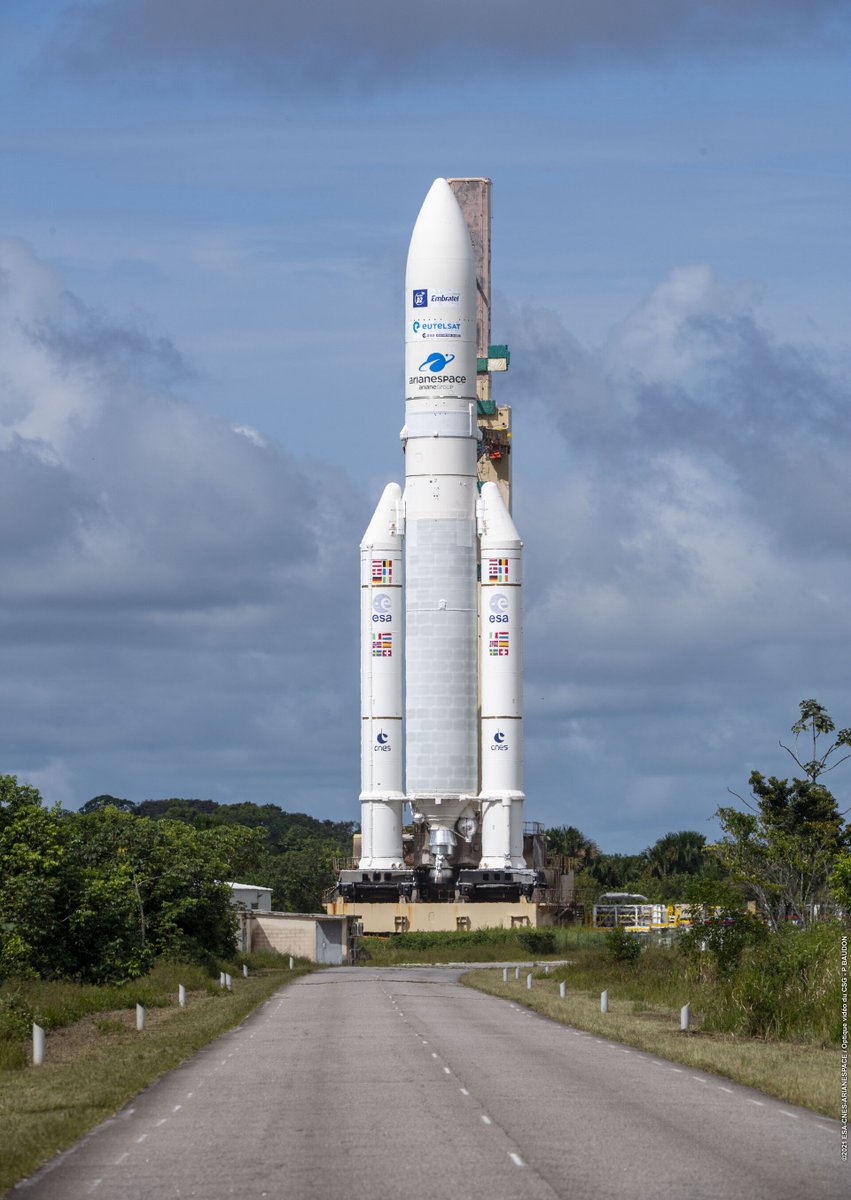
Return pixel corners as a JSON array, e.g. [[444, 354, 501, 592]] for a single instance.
[[79, 794, 137, 813], [545, 825, 600, 863], [644, 831, 707, 878], [0, 775, 75, 977], [711, 701, 850, 931]]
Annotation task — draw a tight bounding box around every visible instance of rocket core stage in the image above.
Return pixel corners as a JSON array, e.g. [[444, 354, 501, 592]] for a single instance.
[[339, 179, 540, 904]]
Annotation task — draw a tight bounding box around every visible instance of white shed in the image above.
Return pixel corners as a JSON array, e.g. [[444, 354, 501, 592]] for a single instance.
[[226, 881, 273, 912]]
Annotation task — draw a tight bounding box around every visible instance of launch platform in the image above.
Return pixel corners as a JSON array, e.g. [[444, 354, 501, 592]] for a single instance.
[[323, 897, 552, 936]]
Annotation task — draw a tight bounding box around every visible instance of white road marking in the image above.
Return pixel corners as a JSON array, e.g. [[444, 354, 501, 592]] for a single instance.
[[431, 1052, 439, 1059], [816, 1124, 833, 1132], [422, 1040, 429, 1045], [173, 1104, 182, 1112], [155, 1118, 167, 1127], [114, 1153, 129, 1165], [748, 1100, 764, 1107], [718, 1087, 734, 1094], [692, 1077, 708, 1084], [443, 1067, 451, 1075], [85, 1181, 102, 1194], [481, 1115, 492, 1125], [509, 1153, 525, 1167], [185, 1092, 194, 1099], [136, 1135, 147, 1144], [460, 1088, 470, 1096], [779, 1111, 800, 1120], [669, 1068, 683, 1073]]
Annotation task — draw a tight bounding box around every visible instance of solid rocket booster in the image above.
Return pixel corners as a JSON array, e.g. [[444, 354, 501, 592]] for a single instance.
[[357, 178, 529, 890]]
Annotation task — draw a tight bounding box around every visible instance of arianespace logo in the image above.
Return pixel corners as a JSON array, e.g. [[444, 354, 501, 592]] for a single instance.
[[409, 351, 467, 387], [375, 730, 391, 752], [492, 730, 508, 751], [412, 289, 428, 308], [419, 352, 455, 373]]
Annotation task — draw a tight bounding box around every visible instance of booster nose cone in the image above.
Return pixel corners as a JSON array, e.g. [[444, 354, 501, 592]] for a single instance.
[[405, 178, 477, 401]]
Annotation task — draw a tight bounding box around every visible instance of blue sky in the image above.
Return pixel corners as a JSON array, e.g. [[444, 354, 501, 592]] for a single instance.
[[1, 0, 850, 852]]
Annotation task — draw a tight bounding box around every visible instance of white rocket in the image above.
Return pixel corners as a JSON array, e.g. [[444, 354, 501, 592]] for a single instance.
[[348, 179, 537, 902]]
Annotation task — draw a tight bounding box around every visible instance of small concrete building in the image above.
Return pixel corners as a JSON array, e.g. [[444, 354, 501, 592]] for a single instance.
[[234, 907, 356, 965]]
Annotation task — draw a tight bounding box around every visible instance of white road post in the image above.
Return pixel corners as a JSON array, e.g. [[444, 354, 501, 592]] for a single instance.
[[289, 956, 294, 970], [219, 971, 226, 988], [601, 990, 609, 1014], [178, 984, 186, 1009], [526, 973, 532, 990], [502, 968, 508, 982], [544, 964, 549, 974], [32, 1024, 45, 1066], [559, 981, 566, 999], [514, 966, 520, 980], [225, 973, 233, 992], [243, 964, 249, 978], [136, 1004, 145, 1031], [680, 1003, 690, 1031]]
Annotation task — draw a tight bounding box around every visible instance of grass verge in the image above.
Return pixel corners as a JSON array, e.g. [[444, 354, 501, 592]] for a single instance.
[[463, 969, 839, 1119], [361, 926, 603, 965], [0, 960, 311, 1194]]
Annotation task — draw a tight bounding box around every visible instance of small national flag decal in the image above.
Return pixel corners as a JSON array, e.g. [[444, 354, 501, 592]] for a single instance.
[[488, 558, 509, 583], [372, 559, 392, 584], [489, 631, 509, 657], [373, 633, 393, 657]]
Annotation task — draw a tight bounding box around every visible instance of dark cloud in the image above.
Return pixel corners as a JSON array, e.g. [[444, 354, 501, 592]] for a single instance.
[[0, 237, 364, 815], [55, 0, 851, 89]]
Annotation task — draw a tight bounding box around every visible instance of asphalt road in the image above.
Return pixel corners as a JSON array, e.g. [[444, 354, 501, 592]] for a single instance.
[[17, 967, 846, 1199]]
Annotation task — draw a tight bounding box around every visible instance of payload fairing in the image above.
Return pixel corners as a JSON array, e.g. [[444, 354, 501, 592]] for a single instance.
[[340, 179, 538, 904]]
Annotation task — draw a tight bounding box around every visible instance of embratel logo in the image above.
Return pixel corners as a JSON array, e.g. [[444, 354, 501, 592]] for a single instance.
[[431, 293, 460, 303], [412, 289, 428, 308], [419, 352, 455, 373], [375, 730, 391, 752], [492, 730, 508, 751]]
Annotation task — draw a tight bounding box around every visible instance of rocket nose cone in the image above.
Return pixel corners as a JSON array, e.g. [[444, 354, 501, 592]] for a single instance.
[[408, 178, 473, 265]]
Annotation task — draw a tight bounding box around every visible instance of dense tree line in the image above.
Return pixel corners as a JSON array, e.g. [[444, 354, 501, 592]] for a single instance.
[[0, 782, 355, 983]]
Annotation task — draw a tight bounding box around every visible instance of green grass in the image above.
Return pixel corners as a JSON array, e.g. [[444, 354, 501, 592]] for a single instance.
[[361, 925, 604, 965], [0, 954, 311, 1194]]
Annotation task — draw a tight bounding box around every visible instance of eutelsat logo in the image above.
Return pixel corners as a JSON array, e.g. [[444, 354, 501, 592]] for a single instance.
[[412, 289, 428, 308], [419, 352, 455, 373]]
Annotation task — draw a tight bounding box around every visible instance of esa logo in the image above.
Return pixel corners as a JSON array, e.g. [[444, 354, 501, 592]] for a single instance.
[[375, 730, 391, 752], [489, 593, 509, 624], [372, 593, 392, 623], [412, 289, 428, 308], [491, 730, 508, 751]]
